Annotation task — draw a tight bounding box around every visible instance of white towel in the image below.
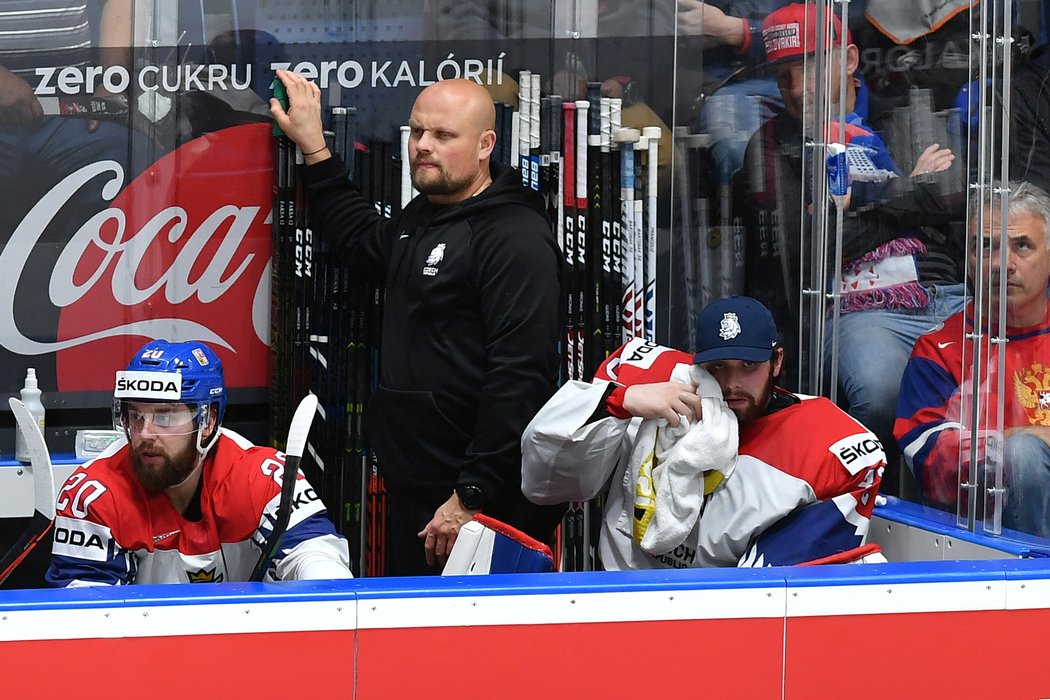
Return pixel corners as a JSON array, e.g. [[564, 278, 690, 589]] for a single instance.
[[615, 365, 739, 556]]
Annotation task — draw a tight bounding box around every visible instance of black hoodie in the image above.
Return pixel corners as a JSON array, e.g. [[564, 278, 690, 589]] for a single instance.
[[303, 157, 563, 531]]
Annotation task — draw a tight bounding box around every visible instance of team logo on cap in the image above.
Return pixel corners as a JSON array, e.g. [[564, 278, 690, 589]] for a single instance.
[[718, 312, 742, 340], [192, 348, 209, 366]]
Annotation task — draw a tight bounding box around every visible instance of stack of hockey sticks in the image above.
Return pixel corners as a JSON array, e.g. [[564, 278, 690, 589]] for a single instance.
[[268, 73, 403, 576], [503, 71, 663, 572]]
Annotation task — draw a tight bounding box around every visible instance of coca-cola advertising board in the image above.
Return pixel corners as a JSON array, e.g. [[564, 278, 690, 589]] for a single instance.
[[2, 100, 274, 410]]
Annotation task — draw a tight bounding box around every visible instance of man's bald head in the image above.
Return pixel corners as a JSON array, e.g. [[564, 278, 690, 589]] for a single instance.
[[408, 79, 498, 205], [414, 79, 496, 133]]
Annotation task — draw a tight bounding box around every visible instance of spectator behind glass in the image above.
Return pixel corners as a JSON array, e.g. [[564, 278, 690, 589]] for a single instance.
[[896, 182, 1050, 537], [856, 0, 977, 113], [732, 2, 967, 495], [680, 0, 862, 184]]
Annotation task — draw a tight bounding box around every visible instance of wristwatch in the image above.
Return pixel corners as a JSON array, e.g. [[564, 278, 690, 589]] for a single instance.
[[456, 484, 485, 510]]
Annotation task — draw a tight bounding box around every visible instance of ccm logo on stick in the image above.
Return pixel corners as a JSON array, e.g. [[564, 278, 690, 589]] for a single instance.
[[830, 434, 884, 475]]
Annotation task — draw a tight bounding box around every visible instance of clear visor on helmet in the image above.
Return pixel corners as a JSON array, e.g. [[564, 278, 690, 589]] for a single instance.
[[113, 400, 201, 437]]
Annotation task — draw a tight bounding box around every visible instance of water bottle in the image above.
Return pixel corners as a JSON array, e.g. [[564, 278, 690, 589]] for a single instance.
[[15, 368, 44, 463]]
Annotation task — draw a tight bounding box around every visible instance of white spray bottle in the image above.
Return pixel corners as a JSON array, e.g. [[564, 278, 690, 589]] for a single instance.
[[15, 368, 44, 463]]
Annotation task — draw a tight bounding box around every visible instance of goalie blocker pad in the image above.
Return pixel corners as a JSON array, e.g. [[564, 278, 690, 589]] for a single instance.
[[442, 514, 554, 575]]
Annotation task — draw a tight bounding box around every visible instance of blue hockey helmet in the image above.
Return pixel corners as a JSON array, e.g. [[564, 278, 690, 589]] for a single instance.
[[114, 340, 226, 453]]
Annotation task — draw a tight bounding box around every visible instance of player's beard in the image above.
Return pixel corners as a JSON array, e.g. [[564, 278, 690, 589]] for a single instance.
[[130, 436, 200, 493], [725, 365, 776, 423]]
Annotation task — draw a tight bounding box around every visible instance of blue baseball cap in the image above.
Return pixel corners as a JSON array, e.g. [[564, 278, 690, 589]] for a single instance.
[[694, 296, 779, 364]]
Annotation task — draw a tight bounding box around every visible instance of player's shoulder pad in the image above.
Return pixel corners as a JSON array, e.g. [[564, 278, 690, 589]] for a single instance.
[[596, 338, 693, 385], [206, 430, 289, 486], [783, 396, 886, 476], [828, 430, 885, 476], [55, 459, 127, 521]]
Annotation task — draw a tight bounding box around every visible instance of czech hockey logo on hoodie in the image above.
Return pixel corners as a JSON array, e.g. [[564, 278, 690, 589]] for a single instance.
[[423, 243, 445, 276]]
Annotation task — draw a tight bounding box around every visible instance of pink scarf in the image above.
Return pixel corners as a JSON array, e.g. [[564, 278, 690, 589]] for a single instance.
[[839, 237, 929, 313]]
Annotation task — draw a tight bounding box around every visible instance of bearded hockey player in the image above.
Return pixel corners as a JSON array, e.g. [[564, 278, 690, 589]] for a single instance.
[[522, 295, 885, 569], [46, 340, 351, 586]]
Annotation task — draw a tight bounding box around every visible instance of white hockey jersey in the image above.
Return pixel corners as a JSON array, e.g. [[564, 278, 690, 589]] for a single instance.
[[522, 341, 884, 569]]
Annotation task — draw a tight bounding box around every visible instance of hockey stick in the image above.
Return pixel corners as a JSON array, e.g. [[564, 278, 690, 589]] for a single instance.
[[271, 77, 294, 445], [562, 101, 577, 382], [518, 70, 531, 187], [389, 137, 403, 218], [615, 127, 641, 341], [598, 96, 615, 359], [0, 398, 56, 586], [529, 73, 541, 192], [250, 392, 319, 581], [632, 136, 646, 339], [585, 84, 604, 377], [607, 101, 623, 350], [399, 125, 414, 209], [502, 101, 514, 172], [540, 96, 552, 222], [575, 95, 595, 571], [294, 140, 314, 429], [549, 94, 563, 245], [642, 126, 661, 342], [574, 98, 589, 383]]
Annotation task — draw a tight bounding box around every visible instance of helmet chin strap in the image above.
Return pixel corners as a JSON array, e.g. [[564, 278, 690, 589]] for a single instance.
[[195, 404, 220, 456]]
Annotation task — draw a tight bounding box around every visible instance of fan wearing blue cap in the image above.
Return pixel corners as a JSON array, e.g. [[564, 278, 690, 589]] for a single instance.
[[523, 295, 887, 570], [46, 339, 352, 586]]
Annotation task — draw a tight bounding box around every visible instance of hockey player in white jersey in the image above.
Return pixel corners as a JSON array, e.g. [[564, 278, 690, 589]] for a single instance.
[[522, 295, 885, 569], [47, 340, 351, 586]]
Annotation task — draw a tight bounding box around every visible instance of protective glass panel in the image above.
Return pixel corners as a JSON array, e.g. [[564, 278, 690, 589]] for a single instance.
[[670, 0, 1049, 544], [4, 0, 1049, 564]]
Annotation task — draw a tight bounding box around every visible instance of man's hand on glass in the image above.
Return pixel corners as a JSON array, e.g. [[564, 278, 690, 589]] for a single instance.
[[677, 1, 746, 49]]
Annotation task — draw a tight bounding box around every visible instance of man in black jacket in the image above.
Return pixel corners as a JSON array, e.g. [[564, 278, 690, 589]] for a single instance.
[[271, 73, 565, 575]]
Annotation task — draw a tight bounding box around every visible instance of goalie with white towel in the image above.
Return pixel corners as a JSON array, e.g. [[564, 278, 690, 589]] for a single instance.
[[522, 295, 885, 569]]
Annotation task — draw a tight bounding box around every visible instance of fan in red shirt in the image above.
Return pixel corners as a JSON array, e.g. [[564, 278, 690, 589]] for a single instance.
[[896, 181, 1050, 537]]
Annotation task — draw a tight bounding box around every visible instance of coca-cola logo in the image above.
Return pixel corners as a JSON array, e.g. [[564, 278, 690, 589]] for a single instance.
[[0, 124, 274, 392]]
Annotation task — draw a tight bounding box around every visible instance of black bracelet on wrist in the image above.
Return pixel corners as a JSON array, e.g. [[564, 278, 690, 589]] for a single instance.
[[302, 145, 328, 156]]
